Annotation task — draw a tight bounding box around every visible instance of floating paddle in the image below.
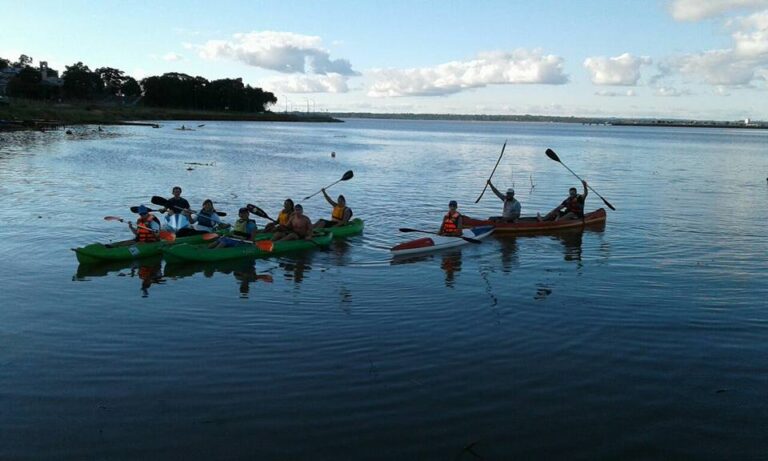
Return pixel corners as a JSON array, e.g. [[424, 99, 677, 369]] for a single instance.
[[398, 228, 482, 244], [150, 196, 227, 216], [246, 204, 277, 223], [475, 140, 507, 203], [303, 170, 354, 200], [544, 149, 616, 211], [103, 216, 175, 241]]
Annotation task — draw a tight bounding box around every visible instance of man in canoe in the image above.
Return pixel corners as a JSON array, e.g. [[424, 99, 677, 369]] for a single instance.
[[128, 205, 161, 242], [160, 186, 191, 214], [274, 204, 313, 241], [487, 180, 521, 222], [264, 198, 294, 232], [540, 180, 588, 221], [438, 200, 463, 236], [313, 189, 353, 229]]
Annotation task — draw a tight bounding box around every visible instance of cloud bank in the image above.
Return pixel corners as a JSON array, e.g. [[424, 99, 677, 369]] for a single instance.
[[367, 50, 568, 97], [669, 0, 768, 21]]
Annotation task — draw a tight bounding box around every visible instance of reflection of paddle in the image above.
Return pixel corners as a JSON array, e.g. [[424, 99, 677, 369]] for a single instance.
[[103, 216, 175, 241], [545, 149, 616, 211], [398, 228, 482, 244], [150, 196, 227, 216], [197, 124, 205, 128], [475, 140, 507, 203], [246, 204, 277, 223], [303, 170, 353, 200]]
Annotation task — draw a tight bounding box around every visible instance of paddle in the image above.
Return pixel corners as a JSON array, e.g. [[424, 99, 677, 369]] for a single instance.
[[303, 170, 354, 200], [398, 228, 482, 244], [246, 204, 277, 223], [475, 140, 508, 203], [130, 205, 162, 214], [103, 216, 175, 241], [150, 196, 227, 216], [544, 149, 616, 211]]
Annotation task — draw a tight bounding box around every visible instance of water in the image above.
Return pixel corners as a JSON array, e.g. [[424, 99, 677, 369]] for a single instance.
[[1, 120, 767, 459]]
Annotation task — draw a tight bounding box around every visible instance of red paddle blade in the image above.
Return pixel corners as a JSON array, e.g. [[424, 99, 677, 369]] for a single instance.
[[201, 233, 220, 241], [256, 240, 274, 252], [159, 231, 175, 242]]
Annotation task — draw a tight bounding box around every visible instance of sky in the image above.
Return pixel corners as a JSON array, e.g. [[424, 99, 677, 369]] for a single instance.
[[3, 0, 768, 119]]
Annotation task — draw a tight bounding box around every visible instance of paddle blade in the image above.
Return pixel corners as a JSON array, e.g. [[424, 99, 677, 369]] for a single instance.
[[256, 240, 274, 252], [603, 198, 616, 211], [341, 170, 354, 181], [247, 204, 271, 220], [104, 216, 124, 222], [151, 195, 169, 207], [215, 211, 227, 217], [545, 148, 561, 163], [398, 228, 419, 233], [201, 233, 220, 241]]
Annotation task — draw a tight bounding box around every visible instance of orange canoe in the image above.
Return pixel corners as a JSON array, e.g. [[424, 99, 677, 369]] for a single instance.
[[463, 208, 606, 234]]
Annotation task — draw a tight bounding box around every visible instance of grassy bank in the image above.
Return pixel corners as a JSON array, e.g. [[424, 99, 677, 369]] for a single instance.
[[0, 98, 341, 128]]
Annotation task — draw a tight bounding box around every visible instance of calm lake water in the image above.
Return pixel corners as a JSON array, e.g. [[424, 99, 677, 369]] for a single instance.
[[1, 119, 767, 459]]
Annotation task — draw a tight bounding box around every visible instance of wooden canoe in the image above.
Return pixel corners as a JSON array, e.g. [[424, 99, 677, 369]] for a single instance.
[[463, 208, 606, 234]]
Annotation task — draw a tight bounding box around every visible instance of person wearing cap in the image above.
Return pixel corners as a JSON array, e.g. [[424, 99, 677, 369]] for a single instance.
[[274, 204, 314, 241], [540, 180, 589, 221], [210, 207, 258, 248], [438, 200, 463, 236], [313, 188, 353, 229], [487, 180, 521, 223], [129, 205, 161, 242]]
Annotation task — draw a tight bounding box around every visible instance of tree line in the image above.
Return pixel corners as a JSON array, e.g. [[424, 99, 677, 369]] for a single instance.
[[1, 54, 277, 113]]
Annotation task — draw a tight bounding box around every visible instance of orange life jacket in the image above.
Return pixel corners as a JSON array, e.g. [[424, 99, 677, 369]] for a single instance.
[[442, 211, 460, 234], [332, 205, 349, 221], [136, 214, 160, 242]]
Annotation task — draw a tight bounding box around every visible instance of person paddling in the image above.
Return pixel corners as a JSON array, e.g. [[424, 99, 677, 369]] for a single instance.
[[540, 180, 588, 221], [182, 199, 222, 235], [487, 180, 521, 222], [160, 186, 191, 214], [274, 204, 313, 241], [438, 200, 463, 236], [313, 189, 352, 229], [264, 199, 294, 232], [128, 205, 161, 242]]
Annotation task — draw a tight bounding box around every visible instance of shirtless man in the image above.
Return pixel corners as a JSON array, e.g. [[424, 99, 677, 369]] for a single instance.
[[274, 204, 313, 241]]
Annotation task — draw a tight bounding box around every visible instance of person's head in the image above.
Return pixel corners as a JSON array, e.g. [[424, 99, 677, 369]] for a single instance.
[[284, 198, 294, 211], [294, 204, 304, 216], [448, 200, 458, 211], [238, 207, 249, 219], [569, 187, 578, 198], [172, 186, 182, 197], [137, 204, 149, 217], [337, 194, 346, 206], [506, 188, 515, 199], [202, 199, 213, 210]]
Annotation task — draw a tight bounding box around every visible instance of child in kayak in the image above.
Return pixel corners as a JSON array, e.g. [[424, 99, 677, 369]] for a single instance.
[[211, 207, 258, 248], [184, 199, 222, 234], [128, 205, 161, 242], [438, 200, 463, 236]]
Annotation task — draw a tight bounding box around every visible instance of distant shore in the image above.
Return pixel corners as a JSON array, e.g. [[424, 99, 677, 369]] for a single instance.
[[0, 99, 341, 131]]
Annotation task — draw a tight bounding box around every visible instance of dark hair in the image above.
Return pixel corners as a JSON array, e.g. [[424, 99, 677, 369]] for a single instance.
[[285, 198, 294, 210], [203, 199, 213, 207], [294, 204, 303, 210], [569, 187, 577, 192], [338, 194, 346, 202], [173, 186, 182, 193], [239, 207, 249, 214]]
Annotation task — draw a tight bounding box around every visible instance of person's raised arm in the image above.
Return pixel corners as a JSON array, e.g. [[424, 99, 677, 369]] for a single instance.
[[582, 180, 588, 200], [322, 188, 337, 207], [488, 180, 505, 201]]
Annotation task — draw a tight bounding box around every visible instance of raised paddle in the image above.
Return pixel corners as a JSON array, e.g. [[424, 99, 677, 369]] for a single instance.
[[544, 149, 616, 211], [103, 216, 175, 241], [246, 204, 277, 223], [398, 228, 482, 244], [150, 196, 227, 216], [475, 140, 508, 203], [303, 170, 354, 200]]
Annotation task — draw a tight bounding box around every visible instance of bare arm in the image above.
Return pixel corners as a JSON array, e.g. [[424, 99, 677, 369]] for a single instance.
[[582, 180, 588, 200], [322, 189, 337, 207], [488, 180, 505, 201]]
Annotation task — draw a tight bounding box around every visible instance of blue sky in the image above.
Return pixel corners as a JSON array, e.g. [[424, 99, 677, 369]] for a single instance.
[[3, 0, 768, 119]]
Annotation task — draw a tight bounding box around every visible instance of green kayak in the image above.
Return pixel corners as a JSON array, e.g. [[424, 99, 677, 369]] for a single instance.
[[319, 218, 364, 238], [163, 233, 334, 263], [72, 231, 227, 264]]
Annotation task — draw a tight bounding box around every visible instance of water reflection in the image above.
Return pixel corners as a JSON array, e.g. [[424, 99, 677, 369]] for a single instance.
[[279, 253, 314, 284], [73, 256, 165, 297], [163, 258, 273, 297], [440, 250, 462, 287]]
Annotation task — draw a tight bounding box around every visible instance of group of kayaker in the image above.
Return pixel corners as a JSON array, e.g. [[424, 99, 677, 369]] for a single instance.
[[437, 180, 588, 236], [128, 186, 354, 246]]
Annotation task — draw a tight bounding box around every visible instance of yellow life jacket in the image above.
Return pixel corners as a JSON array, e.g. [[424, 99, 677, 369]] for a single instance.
[[332, 205, 348, 221], [278, 210, 291, 226]]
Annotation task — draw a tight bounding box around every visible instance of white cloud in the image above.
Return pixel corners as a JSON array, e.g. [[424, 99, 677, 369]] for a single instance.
[[730, 10, 768, 56], [163, 52, 184, 62], [367, 50, 568, 98], [661, 49, 760, 85], [583, 53, 652, 85], [654, 86, 692, 96], [595, 89, 637, 97], [196, 31, 358, 76], [669, 0, 768, 21], [261, 74, 349, 93]]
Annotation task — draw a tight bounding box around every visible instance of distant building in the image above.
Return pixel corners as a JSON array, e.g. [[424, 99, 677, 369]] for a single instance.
[[40, 61, 63, 87], [745, 118, 751, 125]]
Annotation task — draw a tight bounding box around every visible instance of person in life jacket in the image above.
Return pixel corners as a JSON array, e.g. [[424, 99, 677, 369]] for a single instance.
[[487, 180, 522, 223], [438, 200, 463, 236], [211, 207, 258, 249], [264, 198, 294, 232], [313, 189, 353, 229], [184, 199, 222, 234], [540, 180, 588, 221], [128, 205, 161, 242]]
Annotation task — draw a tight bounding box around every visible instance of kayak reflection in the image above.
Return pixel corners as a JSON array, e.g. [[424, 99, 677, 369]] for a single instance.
[[73, 256, 165, 297], [279, 253, 314, 284], [164, 258, 273, 297], [391, 249, 463, 288]]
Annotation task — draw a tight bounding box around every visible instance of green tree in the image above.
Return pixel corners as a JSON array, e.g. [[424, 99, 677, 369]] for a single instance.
[[14, 54, 33, 67], [62, 62, 103, 99], [95, 67, 125, 96], [0, 57, 9, 70], [121, 77, 141, 97], [7, 66, 43, 98]]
